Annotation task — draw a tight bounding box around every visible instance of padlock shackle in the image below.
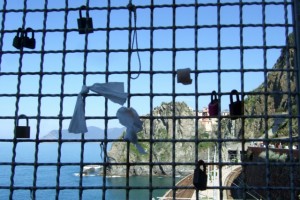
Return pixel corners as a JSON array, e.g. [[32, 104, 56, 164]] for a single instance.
[[17, 114, 29, 126], [25, 27, 34, 39], [16, 28, 23, 37], [196, 159, 206, 173], [210, 90, 218, 103], [230, 89, 240, 103], [79, 5, 89, 19]]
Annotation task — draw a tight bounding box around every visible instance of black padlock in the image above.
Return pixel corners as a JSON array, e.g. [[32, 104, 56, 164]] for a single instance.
[[229, 89, 244, 120], [193, 160, 207, 190], [15, 114, 30, 138], [13, 28, 24, 49], [77, 5, 94, 34], [23, 27, 36, 49], [208, 90, 219, 117]]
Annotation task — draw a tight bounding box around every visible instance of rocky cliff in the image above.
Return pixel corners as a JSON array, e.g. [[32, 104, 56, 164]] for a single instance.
[[107, 102, 213, 176], [242, 33, 297, 138], [106, 33, 298, 176]]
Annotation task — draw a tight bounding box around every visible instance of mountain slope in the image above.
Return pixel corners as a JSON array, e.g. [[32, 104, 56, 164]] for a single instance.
[[106, 33, 298, 176], [243, 33, 297, 138]]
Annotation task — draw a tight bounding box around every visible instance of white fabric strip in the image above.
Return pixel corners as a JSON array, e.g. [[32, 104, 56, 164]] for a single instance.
[[116, 107, 146, 154], [68, 82, 128, 133]]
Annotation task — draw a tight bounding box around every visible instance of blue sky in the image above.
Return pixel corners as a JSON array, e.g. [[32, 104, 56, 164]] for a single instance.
[[0, 0, 294, 138]]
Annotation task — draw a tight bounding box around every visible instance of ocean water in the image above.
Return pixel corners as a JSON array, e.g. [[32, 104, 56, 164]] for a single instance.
[[0, 142, 178, 200]]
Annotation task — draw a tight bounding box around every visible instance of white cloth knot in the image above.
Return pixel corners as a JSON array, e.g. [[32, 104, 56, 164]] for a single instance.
[[80, 85, 89, 95], [68, 82, 127, 133], [117, 107, 146, 154]]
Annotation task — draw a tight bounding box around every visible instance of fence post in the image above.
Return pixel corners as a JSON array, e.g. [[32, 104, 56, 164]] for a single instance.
[[293, 2, 300, 200], [293, 0, 300, 161], [294, 0, 300, 112]]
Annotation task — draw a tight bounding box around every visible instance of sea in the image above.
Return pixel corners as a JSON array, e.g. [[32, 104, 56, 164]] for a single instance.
[[0, 142, 179, 200]]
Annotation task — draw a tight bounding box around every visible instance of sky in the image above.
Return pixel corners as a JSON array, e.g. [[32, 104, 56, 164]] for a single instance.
[[0, 0, 294, 138]]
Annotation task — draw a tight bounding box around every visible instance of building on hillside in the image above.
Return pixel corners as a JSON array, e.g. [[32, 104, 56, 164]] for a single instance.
[[198, 107, 230, 133], [221, 109, 230, 116], [198, 107, 215, 133]]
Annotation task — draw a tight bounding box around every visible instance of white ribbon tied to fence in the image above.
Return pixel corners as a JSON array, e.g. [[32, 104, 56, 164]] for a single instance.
[[68, 82, 145, 154], [117, 107, 146, 154], [68, 82, 128, 133]]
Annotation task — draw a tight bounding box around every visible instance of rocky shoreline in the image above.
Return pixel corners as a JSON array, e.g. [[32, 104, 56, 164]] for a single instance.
[[81, 164, 194, 177]]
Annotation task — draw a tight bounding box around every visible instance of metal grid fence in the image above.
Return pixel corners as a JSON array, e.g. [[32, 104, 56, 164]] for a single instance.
[[0, 0, 300, 199]]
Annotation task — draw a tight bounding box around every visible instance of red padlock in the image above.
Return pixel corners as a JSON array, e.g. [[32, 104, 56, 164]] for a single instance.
[[229, 89, 244, 120], [208, 90, 219, 117]]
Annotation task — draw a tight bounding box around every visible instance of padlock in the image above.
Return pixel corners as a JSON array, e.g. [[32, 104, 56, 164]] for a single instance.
[[193, 160, 207, 190], [208, 90, 219, 117], [13, 28, 24, 49], [15, 114, 30, 138], [77, 5, 94, 34], [229, 89, 244, 120], [23, 27, 36, 49]]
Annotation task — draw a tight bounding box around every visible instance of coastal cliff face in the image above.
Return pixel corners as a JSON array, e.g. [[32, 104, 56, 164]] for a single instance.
[[107, 102, 212, 176], [106, 34, 297, 176], [243, 33, 297, 138]]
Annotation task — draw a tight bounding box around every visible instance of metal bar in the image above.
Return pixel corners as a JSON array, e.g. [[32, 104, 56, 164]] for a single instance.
[[292, 1, 300, 199], [0, 1, 298, 200]]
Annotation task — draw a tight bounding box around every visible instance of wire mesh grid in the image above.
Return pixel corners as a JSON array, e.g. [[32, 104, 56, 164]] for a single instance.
[[0, 0, 299, 199]]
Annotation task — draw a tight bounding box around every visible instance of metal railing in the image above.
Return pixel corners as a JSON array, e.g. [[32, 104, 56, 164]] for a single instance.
[[0, 0, 299, 199]]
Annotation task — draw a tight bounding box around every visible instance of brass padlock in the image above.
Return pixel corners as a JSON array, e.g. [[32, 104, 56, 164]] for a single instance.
[[15, 114, 30, 138], [193, 160, 207, 190], [208, 90, 219, 117], [13, 28, 24, 49], [229, 89, 244, 120], [23, 27, 36, 49], [77, 5, 94, 34]]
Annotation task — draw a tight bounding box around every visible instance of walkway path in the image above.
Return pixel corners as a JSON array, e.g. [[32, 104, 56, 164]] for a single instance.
[[162, 174, 194, 199], [159, 165, 242, 200]]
